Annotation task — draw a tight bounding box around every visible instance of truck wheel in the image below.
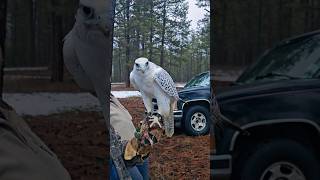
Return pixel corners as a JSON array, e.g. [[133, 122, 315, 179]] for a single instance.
[[238, 139, 320, 180], [184, 105, 210, 136]]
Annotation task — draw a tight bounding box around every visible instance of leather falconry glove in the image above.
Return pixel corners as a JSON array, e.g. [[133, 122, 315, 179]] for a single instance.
[[123, 116, 164, 166]]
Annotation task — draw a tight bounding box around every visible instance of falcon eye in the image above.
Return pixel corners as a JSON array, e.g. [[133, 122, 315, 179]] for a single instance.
[[135, 63, 140, 67], [81, 5, 94, 18], [146, 62, 149, 66]]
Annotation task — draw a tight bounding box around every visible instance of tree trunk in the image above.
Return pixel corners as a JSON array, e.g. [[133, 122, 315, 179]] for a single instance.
[[51, 13, 64, 82], [257, 0, 262, 53], [179, 46, 183, 82], [304, 0, 309, 32], [141, 34, 145, 56], [0, 46, 4, 98], [148, 0, 154, 61], [125, 0, 131, 87], [311, 0, 315, 30], [29, 0, 37, 66], [160, 0, 167, 67], [221, 1, 227, 65], [118, 48, 122, 82], [0, 0, 7, 98], [278, 0, 283, 40], [210, 0, 213, 76], [135, 29, 140, 58], [134, 0, 141, 59]]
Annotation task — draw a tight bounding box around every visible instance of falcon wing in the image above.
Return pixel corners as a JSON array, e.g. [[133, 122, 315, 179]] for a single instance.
[[129, 71, 137, 90], [153, 68, 179, 100], [63, 30, 94, 91], [71, 25, 109, 120]]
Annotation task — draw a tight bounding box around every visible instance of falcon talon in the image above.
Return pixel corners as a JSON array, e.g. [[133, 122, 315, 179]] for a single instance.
[[145, 112, 153, 120], [148, 115, 162, 128], [150, 121, 162, 129], [146, 116, 154, 121]]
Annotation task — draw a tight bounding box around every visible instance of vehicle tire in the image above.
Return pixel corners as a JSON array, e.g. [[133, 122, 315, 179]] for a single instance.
[[237, 139, 320, 180], [184, 105, 210, 136]]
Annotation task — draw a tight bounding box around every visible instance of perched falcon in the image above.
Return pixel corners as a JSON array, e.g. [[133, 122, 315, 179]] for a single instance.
[[130, 57, 179, 137]]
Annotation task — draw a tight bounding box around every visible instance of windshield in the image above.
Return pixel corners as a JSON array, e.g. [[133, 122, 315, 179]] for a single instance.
[[237, 34, 320, 84], [184, 72, 210, 88]]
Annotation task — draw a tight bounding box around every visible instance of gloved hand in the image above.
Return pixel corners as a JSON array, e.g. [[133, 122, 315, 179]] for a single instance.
[[123, 117, 164, 166]]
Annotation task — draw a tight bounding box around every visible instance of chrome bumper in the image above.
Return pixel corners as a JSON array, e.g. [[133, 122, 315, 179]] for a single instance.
[[210, 154, 232, 180], [173, 110, 183, 127]]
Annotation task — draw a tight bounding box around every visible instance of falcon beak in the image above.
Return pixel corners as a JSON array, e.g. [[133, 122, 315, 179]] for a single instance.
[[137, 68, 145, 73], [97, 24, 110, 37]]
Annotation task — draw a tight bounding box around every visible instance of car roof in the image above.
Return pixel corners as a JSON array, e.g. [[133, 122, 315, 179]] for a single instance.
[[236, 30, 320, 83], [276, 29, 320, 47]]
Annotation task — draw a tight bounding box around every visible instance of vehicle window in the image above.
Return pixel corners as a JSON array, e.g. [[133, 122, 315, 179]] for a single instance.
[[184, 72, 210, 88], [237, 34, 320, 84]]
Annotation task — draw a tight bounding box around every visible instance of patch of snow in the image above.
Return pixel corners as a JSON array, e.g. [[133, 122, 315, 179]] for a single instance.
[[3, 93, 100, 116], [111, 91, 141, 98], [4, 67, 48, 71], [2, 91, 142, 116], [176, 82, 186, 88]]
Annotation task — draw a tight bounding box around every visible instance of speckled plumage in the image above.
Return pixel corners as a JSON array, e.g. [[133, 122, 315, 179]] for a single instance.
[[130, 57, 178, 137], [154, 69, 179, 100]]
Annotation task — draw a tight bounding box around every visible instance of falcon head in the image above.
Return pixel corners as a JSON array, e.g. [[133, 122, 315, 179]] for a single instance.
[[134, 57, 150, 74], [76, 0, 112, 36]]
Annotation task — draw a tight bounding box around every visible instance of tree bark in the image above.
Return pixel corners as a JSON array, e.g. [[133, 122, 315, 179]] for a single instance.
[[257, 0, 262, 53], [51, 12, 64, 82], [29, 0, 36, 66], [160, 0, 167, 67], [135, 29, 140, 58], [125, 0, 131, 87], [0, 46, 4, 98], [148, 0, 154, 61], [141, 33, 145, 55], [0, 0, 7, 98], [118, 48, 122, 82]]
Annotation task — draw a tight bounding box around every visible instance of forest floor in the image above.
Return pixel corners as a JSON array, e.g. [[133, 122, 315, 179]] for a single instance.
[[25, 111, 108, 180], [120, 97, 210, 179], [3, 72, 211, 179], [24, 97, 210, 180]]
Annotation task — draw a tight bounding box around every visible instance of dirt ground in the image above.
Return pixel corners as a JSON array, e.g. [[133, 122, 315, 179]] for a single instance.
[[24, 97, 210, 180], [120, 98, 210, 179], [25, 111, 108, 180], [5, 71, 210, 179]]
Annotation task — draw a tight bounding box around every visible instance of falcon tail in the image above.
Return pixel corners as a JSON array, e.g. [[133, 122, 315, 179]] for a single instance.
[[164, 101, 176, 137]]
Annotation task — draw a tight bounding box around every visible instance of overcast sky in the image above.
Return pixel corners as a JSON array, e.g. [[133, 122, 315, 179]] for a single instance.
[[187, 0, 206, 30]]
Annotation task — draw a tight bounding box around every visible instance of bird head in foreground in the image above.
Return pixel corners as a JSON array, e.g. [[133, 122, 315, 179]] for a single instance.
[[133, 57, 152, 74], [76, 0, 113, 36], [63, 0, 113, 124]]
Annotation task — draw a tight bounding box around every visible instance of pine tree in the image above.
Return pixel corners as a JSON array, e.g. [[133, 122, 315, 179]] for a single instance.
[[0, 0, 7, 98], [112, 0, 209, 83]]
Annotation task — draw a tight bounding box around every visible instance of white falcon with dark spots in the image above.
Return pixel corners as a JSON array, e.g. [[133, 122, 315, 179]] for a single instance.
[[130, 57, 179, 137]]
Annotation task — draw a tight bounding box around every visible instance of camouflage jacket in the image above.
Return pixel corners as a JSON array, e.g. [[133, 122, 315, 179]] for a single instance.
[[110, 126, 132, 180]]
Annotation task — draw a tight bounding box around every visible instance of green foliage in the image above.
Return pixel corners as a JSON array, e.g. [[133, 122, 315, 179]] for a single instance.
[[112, 0, 210, 83], [214, 0, 320, 67], [5, 0, 78, 67]]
